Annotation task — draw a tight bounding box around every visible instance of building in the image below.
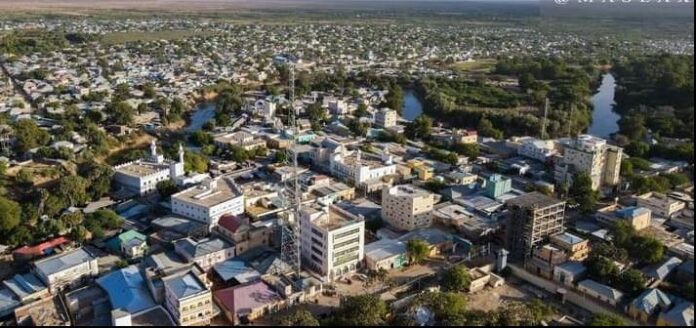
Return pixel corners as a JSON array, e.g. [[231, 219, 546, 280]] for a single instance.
[[644, 257, 683, 285], [635, 192, 686, 219], [213, 281, 284, 325], [516, 137, 557, 162], [2, 273, 49, 303], [33, 248, 99, 293], [483, 174, 512, 199], [550, 232, 590, 261], [381, 184, 435, 231], [375, 108, 397, 128], [627, 288, 673, 323], [525, 244, 567, 279], [113, 140, 185, 195], [596, 205, 652, 231], [553, 261, 587, 287], [216, 214, 272, 256], [364, 239, 408, 271], [406, 159, 435, 181], [174, 238, 236, 272], [213, 131, 266, 151], [554, 135, 623, 191], [172, 177, 245, 228], [657, 301, 694, 326], [299, 204, 365, 281], [106, 230, 148, 258], [95, 265, 156, 315], [329, 147, 396, 191], [452, 129, 478, 144], [504, 192, 566, 260], [577, 279, 624, 306], [162, 271, 215, 326]]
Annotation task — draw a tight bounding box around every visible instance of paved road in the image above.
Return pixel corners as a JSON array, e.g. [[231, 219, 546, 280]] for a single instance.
[[508, 264, 639, 325]]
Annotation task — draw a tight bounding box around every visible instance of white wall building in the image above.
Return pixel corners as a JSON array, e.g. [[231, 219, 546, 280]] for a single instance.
[[174, 238, 235, 272], [330, 148, 396, 186], [299, 204, 365, 282], [172, 177, 245, 228], [375, 108, 397, 128], [554, 135, 623, 191], [517, 137, 557, 162], [33, 248, 99, 293], [381, 184, 435, 231], [113, 140, 185, 195], [635, 192, 686, 219]]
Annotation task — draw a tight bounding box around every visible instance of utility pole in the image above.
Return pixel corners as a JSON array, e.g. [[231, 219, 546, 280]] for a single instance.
[[541, 98, 549, 140]]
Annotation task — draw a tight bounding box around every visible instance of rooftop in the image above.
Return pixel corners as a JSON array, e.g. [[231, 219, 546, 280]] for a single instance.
[[552, 232, 586, 246], [172, 177, 243, 208], [96, 265, 156, 314], [2, 273, 47, 300], [130, 305, 177, 326], [578, 279, 624, 301], [213, 281, 282, 316], [386, 184, 433, 198], [34, 248, 96, 276], [175, 237, 234, 259], [213, 260, 261, 284], [116, 160, 169, 178], [364, 239, 407, 261], [644, 257, 683, 281], [506, 191, 564, 210], [303, 204, 362, 231], [660, 302, 694, 327], [162, 271, 207, 300], [630, 288, 672, 314]]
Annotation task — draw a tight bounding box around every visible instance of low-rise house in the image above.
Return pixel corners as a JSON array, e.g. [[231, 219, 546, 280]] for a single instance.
[[162, 271, 215, 326], [397, 228, 453, 258], [96, 265, 157, 315], [13, 295, 70, 326], [0, 288, 20, 317], [364, 239, 408, 271], [106, 230, 148, 258], [657, 302, 694, 326], [212, 260, 261, 285], [33, 248, 99, 293], [216, 214, 272, 256], [213, 281, 284, 325], [2, 273, 49, 304], [635, 192, 686, 219], [627, 288, 673, 323], [12, 236, 71, 262], [525, 244, 567, 279], [174, 237, 235, 272], [596, 205, 652, 231], [644, 257, 683, 285], [553, 261, 587, 287], [577, 279, 624, 306]]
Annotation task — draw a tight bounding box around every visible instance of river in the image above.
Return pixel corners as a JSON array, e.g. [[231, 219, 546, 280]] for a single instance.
[[185, 102, 215, 133], [402, 89, 423, 121], [588, 74, 620, 139]]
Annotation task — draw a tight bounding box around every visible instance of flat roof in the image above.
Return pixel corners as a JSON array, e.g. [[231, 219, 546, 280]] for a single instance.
[[174, 238, 233, 258], [172, 178, 242, 208], [506, 191, 564, 209], [214, 281, 281, 315], [116, 160, 168, 178], [364, 239, 406, 261], [552, 232, 586, 246], [304, 205, 361, 231]]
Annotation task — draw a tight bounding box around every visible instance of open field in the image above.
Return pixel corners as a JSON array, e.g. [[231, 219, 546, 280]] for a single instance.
[[451, 58, 497, 73]]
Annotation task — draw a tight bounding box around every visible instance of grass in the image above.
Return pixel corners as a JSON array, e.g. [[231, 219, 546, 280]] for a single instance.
[[100, 29, 220, 45], [451, 58, 497, 73]]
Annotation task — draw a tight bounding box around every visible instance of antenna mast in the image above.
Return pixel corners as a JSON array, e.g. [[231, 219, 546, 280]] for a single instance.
[[541, 98, 549, 140]]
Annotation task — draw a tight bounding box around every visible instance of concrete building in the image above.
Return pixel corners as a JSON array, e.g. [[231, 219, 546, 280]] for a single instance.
[[525, 244, 567, 279], [113, 140, 185, 195], [577, 279, 624, 306], [657, 301, 694, 326], [635, 192, 686, 219], [174, 237, 236, 272], [364, 239, 408, 271], [504, 192, 566, 260], [330, 147, 396, 191], [381, 184, 435, 231], [299, 204, 365, 281], [162, 271, 214, 326], [374, 108, 397, 128], [554, 135, 623, 191], [550, 232, 590, 261], [553, 261, 587, 287], [452, 129, 478, 144], [172, 177, 245, 228], [213, 131, 266, 151], [33, 248, 99, 293], [213, 281, 284, 325], [216, 214, 272, 256], [483, 174, 512, 199], [516, 137, 557, 162], [627, 288, 673, 323], [596, 205, 652, 231]]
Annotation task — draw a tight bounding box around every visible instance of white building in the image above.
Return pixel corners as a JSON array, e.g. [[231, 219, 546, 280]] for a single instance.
[[374, 108, 397, 128], [517, 137, 557, 162], [554, 135, 623, 191], [162, 271, 214, 326], [299, 204, 365, 282], [33, 248, 99, 293], [330, 147, 396, 187], [172, 177, 245, 228], [174, 238, 235, 272], [113, 140, 185, 195], [635, 192, 686, 219], [381, 184, 435, 231]]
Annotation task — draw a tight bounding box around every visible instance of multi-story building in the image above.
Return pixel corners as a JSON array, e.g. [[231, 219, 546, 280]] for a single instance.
[[299, 204, 365, 282], [330, 148, 396, 191], [33, 248, 99, 293], [374, 108, 397, 128], [381, 184, 435, 231], [171, 177, 245, 228], [113, 140, 185, 195], [635, 192, 686, 219], [596, 205, 652, 231], [554, 135, 623, 191], [550, 232, 590, 261], [516, 137, 557, 162], [525, 244, 568, 279], [213, 131, 266, 151], [452, 129, 478, 144], [504, 192, 566, 261], [174, 237, 236, 272], [216, 214, 273, 256], [483, 174, 512, 199], [162, 271, 214, 326]]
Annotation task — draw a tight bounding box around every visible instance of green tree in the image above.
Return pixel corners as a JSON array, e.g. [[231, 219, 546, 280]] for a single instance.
[[108, 101, 135, 125], [586, 255, 620, 284], [589, 313, 625, 326], [13, 119, 51, 153], [569, 173, 598, 214], [57, 176, 90, 207], [332, 294, 387, 326], [384, 84, 404, 115], [441, 264, 471, 292], [615, 269, 646, 297], [157, 180, 179, 198], [406, 239, 430, 265], [277, 308, 319, 326], [406, 115, 433, 140], [632, 236, 664, 264], [70, 225, 88, 244], [477, 118, 503, 139], [0, 196, 21, 232], [82, 163, 114, 200], [184, 152, 209, 173]]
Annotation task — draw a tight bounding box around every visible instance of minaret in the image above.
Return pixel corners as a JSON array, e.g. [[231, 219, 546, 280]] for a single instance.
[[170, 143, 185, 178], [150, 139, 164, 164], [178, 143, 185, 164]]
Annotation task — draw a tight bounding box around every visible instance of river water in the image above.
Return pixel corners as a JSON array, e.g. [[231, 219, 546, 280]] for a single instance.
[[588, 73, 620, 139], [185, 102, 215, 132], [402, 89, 423, 121]]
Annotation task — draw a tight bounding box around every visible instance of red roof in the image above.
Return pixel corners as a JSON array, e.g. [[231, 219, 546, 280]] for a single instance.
[[218, 214, 244, 233], [13, 236, 70, 256], [213, 281, 281, 316]]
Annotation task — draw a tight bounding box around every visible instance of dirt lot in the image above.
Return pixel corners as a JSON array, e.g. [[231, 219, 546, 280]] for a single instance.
[[466, 277, 532, 312]]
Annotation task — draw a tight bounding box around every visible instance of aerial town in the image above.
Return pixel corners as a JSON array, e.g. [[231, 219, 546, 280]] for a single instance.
[[0, 0, 693, 327]]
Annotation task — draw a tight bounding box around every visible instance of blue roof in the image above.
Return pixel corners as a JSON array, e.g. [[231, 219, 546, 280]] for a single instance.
[[2, 273, 47, 299], [645, 257, 683, 281], [213, 260, 261, 283], [0, 288, 20, 315], [579, 279, 624, 301], [96, 265, 156, 314], [34, 248, 96, 276], [163, 272, 206, 299], [616, 206, 650, 219], [553, 232, 586, 245], [556, 261, 587, 275], [630, 288, 672, 314], [660, 302, 694, 326]]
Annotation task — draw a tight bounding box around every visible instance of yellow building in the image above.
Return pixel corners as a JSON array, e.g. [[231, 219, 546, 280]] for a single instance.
[[551, 232, 590, 261], [406, 160, 434, 181]]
